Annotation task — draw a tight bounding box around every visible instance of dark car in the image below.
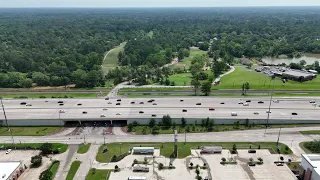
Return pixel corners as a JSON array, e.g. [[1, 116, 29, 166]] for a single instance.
[[139, 102, 144, 104], [117, 99, 121, 102], [20, 102, 27, 105], [153, 103, 157, 105], [292, 112, 298, 115], [59, 103, 64, 106], [148, 99, 155, 103], [116, 103, 121, 105], [182, 109, 187, 112], [248, 149, 256, 153], [196, 103, 201, 105], [82, 111, 87, 114], [151, 114, 156, 117], [139, 111, 144, 114], [246, 100, 251, 102], [209, 108, 215, 111], [131, 101, 135, 104], [105, 97, 109, 100], [220, 102, 225, 104], [77, 103, 82, 106], [258, 101, 264, 104], [58, 101, 63, 104], [180, 99, 184, 102]]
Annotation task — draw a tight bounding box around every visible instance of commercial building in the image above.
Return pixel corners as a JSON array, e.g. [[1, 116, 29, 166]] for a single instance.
[[301, 154, 320, 180], [132, 147, 154, 155], [0, 161, 25, 180]]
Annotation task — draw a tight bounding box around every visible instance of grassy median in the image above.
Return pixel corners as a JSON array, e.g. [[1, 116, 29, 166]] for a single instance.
[[66, 161, 81, 180], [0, 127, 62, 136], [77, 143, 91, 154], [49, 161, 60, 179], [86, 169, 111, 180]]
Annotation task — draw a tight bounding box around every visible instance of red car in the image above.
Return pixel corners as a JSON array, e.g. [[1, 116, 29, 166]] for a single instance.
[[209, 108, 215, 111]]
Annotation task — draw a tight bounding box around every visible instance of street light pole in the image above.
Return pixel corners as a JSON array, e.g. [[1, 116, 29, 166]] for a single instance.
[[0, 98, 14, 144], [264, 79, 275, 136]]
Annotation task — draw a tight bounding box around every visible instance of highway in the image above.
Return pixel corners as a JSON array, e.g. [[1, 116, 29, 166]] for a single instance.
[[0, 97, 320, 121]]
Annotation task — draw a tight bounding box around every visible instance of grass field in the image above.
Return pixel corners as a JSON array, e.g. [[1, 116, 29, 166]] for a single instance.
[[66, 161, 81, 180], [168, 71, 212, 86], [0, 143, 68, 153], [132, 124, 320, 135], [299, 142, 312, 153], [0, 127, 62, 136], [120, 87, 193, 91], [102, 42, 126, 74], [96, 142, 291, 162], [86, 169, 111, 180], [77, 143, 91, 154], [0, 93, 99, 98], [216, 67, 320, 90], [49, 161, 60, 179], [171, 48, 207, 69]]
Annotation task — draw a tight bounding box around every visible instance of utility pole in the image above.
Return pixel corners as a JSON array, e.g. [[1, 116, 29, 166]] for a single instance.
[[264, 79, 275, 136], [184, 130, 186, 145], [277, 128, 282, 154], [0, 98, 14, 144]]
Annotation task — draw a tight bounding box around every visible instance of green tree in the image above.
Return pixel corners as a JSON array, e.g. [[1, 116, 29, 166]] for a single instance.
[[201, 80, 212, 96], [31, 155, 42, 167], [18, 78, 33, 88], [39, 169, 53, 180], [244, 82, 250, 95], [152, 125, 160, 134], [162, 115, 172, 127], [127, 123, 133, 132], [40, 142, 53, 155], [181, 117, 187, 127], [32, 72, 50, 86], [191, 73, 201, 95], [149, 119, 156, 128]]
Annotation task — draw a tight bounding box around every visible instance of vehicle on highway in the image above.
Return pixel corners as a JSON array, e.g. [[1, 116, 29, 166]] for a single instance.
[[151, 114, 156, 117], [131, 101, 135, 104], [59, 110, 65, 113], [209, 108, 215, 111], [238, 102, 243, 104], [310, 100, 316, 103], [117, 99, 121, 102], [180, 99, 184, 102], [292, 112, 298, 115], [45, 100, 48, 102], [20, 102, 27, 105], [82, 111, 87, 114], [140, 102, 144, 104], [220, 102, 225, 104], [26, 103, 32, 106], [58, 101, 63, 104], [254, 112, 259, 115], [59, 103, 64, 106], [139, 111, 144, 114], [105, 97, 109, 100], [148, 99, 155, 103], [258, 101, 264, 104], [196, 103, 201, 105], [77, 103, 82, 106], [248, 149, 256, 153], [100, 114, 105, 117], [273, 100, 279, 103], [231, 112, 237, 116], [116, 113, 121, 115], [108, 102, 112, 104], [153, 103, 157, 105], [243, 103, 249, 106], [116, 103, 121, 105], [266, 110, 271, 113], [182, 109, 187, 112], [246, 100, 251, 102], [103, 108, 108, 110], [6, 149, 12, 154]]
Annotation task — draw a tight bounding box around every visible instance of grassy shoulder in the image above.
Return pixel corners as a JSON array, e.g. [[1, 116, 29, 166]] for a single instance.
[[0, 93, 100, 99], [216, 67, 320, 90], [49, 161, 60, 179], [96, 142, 291, 162], [77, 143, 91, 154], [0, 143, 68, 153], [299, 141, 320, 153], [102, 42, 126, 73], [130, 124, 320, 135], [66, 161, 81, 180], [86, 169, 111, 180], [299, 130, 320, 135], [0, 127, 62, 136]]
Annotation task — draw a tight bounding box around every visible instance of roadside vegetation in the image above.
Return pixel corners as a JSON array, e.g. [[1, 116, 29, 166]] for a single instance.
[[300, 141, 320, 153], [39, 160, 60, 180], [77, 143, 91, 154], [0, 143, 68, 153], [299, 130, 320, 135], [96, 142, 291, 162], [66, 161, 81, 180], [86, 169, 111, 180], [0, 93, 101, 99], [0, 127, 62, 136]]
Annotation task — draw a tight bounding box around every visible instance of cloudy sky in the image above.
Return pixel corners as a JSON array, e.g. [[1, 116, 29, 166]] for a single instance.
[[1, 0, 320, 8]]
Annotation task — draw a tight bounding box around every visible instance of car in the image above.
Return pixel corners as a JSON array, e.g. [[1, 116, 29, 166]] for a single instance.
[[77, 103, 82, 106], [116, 113, 121, 115], [273, 100, 279, 103], [139, 111, 144, 114], [140, 102, 144, 104], [58, 101, 63, 104], [238, 102, 243, 104], [248, 149, 256, 153], [131, 101, 135, 104], [248, 163, 256, 167], [310, 100, 316, 103], [254, 112, 259, 115], [59, 110, 65, 113], [276, 163, 284, 166], [220, 102, 225, 104], [258, 101, 264, 104], [45, 100, 48, 102], [266, 110, 271, 113], [6, 149, 12, 154], [117, 99, 121, 102], [196, 103, 201, 105], [182, 109, 187, 112], [151, 114, 156, 117], [246, 100, 251, 102], [292, 112, 298, 115], [82, 111, 87, 114], [20, 102, 27, 105], [100, 114, 105, 117], [153, 103, 157, 105], [108, 102, 112, 104], [180, 99, 184, 102], [59, 103, 64, 106], [209, 108, 215, 111], [148, 99, 154, 103], [105, 97, 109, 100], [243, 103, 249, 106], [116, 103, 121, 105], [231, 112, 237, 116], [26, 103, 32, 106], [103, 108, 108, 111]]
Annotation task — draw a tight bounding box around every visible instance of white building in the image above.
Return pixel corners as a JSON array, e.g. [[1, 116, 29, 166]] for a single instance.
[[0, 161, 25, 180], [301, 154, 320, 180]]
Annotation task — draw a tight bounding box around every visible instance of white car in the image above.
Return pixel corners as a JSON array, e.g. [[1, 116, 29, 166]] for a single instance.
[[273, 100, 279, 103], [26, 103, 32, 106], [238, 102, 243, 104], [310, 100, 316, 103], [100, 114, 105, 117], [243, 103, 249, 106], [231, 112, 237, 116], [6, 149, 12, 154]]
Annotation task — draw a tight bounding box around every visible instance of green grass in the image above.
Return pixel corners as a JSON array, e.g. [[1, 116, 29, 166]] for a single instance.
[[77, 143, 91, 154], [66, 161, 81, 180], [216, 67, 320, 90], [49, 161, 60, 179], [86, 169, 111, 180], [286, 162, 300, 171], [172, 48, 207, 69], [0, 93, 99, 98], [102, 42, 126, 73], [96, 142, 291, 162], [132, 124, 320, 135], [300, 130, 320, 134], [0, 127, 62, 136], [0, 143, 68, 153], [168, 71, 212, 86], [299, 142, 312, 153]]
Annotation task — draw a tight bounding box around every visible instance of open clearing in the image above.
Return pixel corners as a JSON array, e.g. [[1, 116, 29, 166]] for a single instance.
[[216, 67, 320, 90], [171, 48, 207, 69], [102, 42, 126, 74], [168, 70, 212, 86]]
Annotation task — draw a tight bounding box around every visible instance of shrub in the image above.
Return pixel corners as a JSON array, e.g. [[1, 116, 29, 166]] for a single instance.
[[133, 159, 138, 164], [92, 168, 96, 174], [221, 158, 226, 162], [40, 143, 53, 155], [31, 155, 42, 167], [39, 169, 52, 180], [258, 145, 261, 149], [158, 163, 164, 170], [258, 157, 263, 162], [285, 145, 289, 151], [280, 156, 284, 161], [195, 168, 200, 175], [249, 158, 253, 162], [189, 162, 194, 168]]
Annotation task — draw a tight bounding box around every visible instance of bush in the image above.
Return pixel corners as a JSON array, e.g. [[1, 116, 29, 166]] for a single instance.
[[40, 142, 53, 155], [39, 169, 52, 180], [53, 149, 60, 154], [285, 146, 289, 151], [158, 163, 164, 170], [221, 158, 226, 162], [195, 168, 200, 175], [258, 157, 263, 162], [258, 145, 261, 149], [133, 159, 138, 164], [31, 155, 42, 167], [280, 156, 284, 161], [92, 168, 96, 174]]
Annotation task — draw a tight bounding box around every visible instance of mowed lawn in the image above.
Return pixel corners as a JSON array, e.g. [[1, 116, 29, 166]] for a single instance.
[[216, 67, 320, 90], [0, 126, 62, 136], [171, 48, 207, 69], [102, 42, 126, 74], [168, 70, 212, 86], [86, 169, 111, 180]]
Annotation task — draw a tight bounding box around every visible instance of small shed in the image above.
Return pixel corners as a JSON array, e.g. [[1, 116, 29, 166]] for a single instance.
[[200, 146, 222, 154], [132, 147, 154, 155]]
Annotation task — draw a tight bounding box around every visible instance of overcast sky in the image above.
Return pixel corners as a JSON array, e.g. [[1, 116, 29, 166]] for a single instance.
[[1, 0, 320, 8]]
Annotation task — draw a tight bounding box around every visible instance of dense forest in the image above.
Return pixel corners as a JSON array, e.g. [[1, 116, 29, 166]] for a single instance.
[[0, 8, 320, 88]]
